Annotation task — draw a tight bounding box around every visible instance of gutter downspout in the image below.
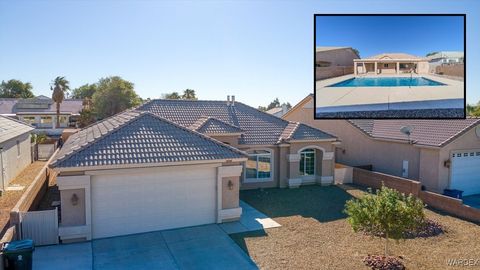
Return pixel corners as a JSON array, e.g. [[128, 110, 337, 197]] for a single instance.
[[0, 147, 4, 192]]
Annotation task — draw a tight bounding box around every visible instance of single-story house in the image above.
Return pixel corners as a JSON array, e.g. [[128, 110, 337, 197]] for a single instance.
[[265, 104, 289, 118], [316, 47, 360, 80], [354, 53, 429, 75], [427, 51, 464, 65], [284, 94, 480, 196], [50, 97, 338, 241], [0, 116, 34, 193], [0, 95, 83, 130]]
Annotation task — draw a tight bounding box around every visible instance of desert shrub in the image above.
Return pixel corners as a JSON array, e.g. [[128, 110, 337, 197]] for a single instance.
[[344, 185, 425, 256]]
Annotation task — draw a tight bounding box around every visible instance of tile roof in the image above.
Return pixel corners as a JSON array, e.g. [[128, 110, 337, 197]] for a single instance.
[[291, 124, 336, 141], [189, 116, 243, 134], [361, 53, 426, 61], [348, 118, 480, 147], [0, 116, 34, 143], [137, 99, 336, 145], [316, 47, 351, 52], [50, 110, 247, 169], [0, 98, 83, 115]]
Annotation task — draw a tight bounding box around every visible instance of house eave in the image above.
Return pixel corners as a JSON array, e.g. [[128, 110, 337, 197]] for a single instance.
[[51, 157, 248, 173]]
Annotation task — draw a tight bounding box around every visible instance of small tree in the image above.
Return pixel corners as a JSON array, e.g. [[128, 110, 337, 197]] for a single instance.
[[344, 185, 425, 256]]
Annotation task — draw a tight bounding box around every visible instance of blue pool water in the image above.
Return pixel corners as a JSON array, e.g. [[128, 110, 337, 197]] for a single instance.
[[329, 77, 446, 87]]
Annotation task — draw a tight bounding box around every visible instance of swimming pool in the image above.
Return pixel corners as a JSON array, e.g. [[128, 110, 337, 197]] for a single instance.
[[328, 77, 446, 87]]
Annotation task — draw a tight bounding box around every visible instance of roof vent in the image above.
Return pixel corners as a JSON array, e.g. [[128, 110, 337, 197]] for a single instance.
[[231, 95, 235, 106], [227, 95, 230, 106]]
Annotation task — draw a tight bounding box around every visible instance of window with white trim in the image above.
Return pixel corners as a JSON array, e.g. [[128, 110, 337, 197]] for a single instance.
[[245, 150, 271, 180], [300, 149, 315, 176]]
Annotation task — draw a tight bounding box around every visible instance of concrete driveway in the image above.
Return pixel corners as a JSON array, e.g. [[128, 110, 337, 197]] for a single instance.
[[33, 224, 257, 270]]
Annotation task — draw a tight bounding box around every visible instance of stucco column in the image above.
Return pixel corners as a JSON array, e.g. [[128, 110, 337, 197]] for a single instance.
[[287, 154, 301, 188], [396, 62, 400, 74], [217, 165, 243, 223], [278, 145, 290, 188], [374, 62, 378, 74], [320, 151, 335, 185], [57, 175, 92, 242], [354, 62, 357, 75]]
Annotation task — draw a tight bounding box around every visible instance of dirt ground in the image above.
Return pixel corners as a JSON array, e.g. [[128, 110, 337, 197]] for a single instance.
[[231, 185, 480, 270], [0, 161, 46, 236]]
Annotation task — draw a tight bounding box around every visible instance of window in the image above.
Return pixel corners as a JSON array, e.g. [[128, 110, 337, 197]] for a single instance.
[[245, 150, 271, 180], [59, 116, 68, 123], [383, 64, 388, 68], [299, 149, 315, 176], [22, 116, 35, 124], [16, 140, 20, 156], [40, 116, 52, 124]]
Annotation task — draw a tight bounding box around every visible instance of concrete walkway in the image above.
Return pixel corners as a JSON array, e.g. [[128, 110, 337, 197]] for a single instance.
[[315, 74, 464, 112], [219, 201, 281, 234], [33, 224, 258, 270], [33, 201, 280, 269]]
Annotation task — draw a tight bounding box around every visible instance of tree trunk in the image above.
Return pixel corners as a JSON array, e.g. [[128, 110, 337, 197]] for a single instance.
[[385, 233, 389, 256], [56, 102, 60, 128]]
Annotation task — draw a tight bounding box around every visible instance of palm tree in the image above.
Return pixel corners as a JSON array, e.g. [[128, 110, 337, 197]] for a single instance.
[[51, 76, 70, 128]]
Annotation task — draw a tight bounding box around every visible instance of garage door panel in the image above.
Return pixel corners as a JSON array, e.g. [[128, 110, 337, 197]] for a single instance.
[[91, 166, 216, 239], [451, 152, 480, 196]]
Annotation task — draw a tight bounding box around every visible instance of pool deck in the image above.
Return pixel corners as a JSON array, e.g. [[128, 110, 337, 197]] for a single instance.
[[315, 74, 464, 114]]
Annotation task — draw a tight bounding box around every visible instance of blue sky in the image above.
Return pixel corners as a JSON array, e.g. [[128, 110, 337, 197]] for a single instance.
[[0, 0, 479, 107], [316, 15, 464, 58]]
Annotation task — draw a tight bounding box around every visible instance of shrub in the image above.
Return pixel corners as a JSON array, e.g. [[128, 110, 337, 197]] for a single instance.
[[344, 185, 425, 256]]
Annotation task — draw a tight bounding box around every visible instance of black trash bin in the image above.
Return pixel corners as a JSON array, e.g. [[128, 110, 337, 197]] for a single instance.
[[443, 189, 464, 199], [1, 239, 34, 270]]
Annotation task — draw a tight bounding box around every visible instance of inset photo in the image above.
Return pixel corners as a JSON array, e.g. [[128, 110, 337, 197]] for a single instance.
[[314, 14, 465, 119]]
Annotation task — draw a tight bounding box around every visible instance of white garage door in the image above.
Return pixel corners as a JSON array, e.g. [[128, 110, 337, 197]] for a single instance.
[[450, 150, 480, 196], [91, 166, 217, 239]]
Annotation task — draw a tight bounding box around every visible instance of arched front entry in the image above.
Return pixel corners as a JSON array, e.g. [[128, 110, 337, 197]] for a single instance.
[[297, 146, 324, 184]]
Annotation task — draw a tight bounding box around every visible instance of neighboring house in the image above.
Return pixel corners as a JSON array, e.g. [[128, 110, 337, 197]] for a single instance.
[[315, 47, 359, 80], [0, 95, 83, 130], [427, 51, 465, 76], [265, 104, 289, 118], [427, 51, 464, 65], [284, 94, 480, 196], [354, 53, 429, 75], [0, 116, 34, 193], [49, 97, 338, 241]]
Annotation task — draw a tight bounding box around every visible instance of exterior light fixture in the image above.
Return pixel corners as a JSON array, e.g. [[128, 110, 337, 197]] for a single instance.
[[71, 193, 79, 206], [227, 180, 234, 190], [444, 159, 451, 168]]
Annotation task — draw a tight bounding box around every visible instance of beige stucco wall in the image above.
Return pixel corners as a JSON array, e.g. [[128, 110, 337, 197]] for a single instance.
[[209, 134, 241, 148], [417, 61, 429, 74], [419, 148, 441, 192], [60, 188, 86, 226], [316, 49, 359, 67], [0, 133, 32, 189], [222, 176, 240, 209]]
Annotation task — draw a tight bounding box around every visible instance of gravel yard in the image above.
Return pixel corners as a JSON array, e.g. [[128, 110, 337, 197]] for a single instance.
[[0, 161, 47, 236], [231, 185, 480, 270]]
